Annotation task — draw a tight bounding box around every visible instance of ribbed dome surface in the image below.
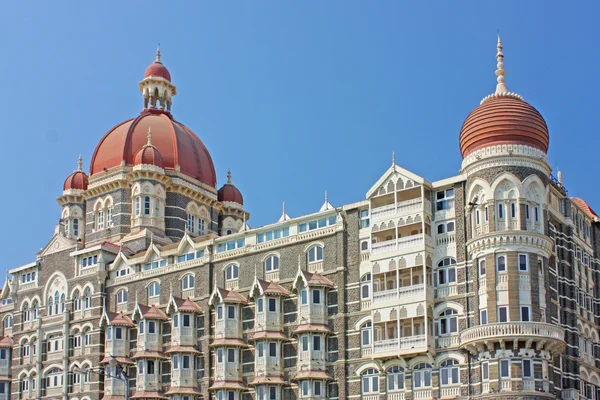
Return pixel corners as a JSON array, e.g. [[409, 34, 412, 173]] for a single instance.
[[90, 109, 216, 187], [144, 61, 171, 81], [218, 183, 243, 205], [134, 145, 164, 168], [63, 170, 88, 191], [459, 96, 549, 157]]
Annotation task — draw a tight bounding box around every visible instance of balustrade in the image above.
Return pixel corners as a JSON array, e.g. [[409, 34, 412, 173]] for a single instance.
[[215, 319, 240, 338], [372, 235, 427, 255], [460, 322, 565, 353], [413, 389, 432, 399], [371, 198, 424, 221], [435, 285, 457, 298], [388, 393, 406, 400], [373, 284, 425, 304], [255, 311, 281, 331], [373, 334, 427, 355]]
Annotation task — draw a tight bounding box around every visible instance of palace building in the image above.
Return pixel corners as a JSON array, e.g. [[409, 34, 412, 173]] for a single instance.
[[0, 37, 596, 400]]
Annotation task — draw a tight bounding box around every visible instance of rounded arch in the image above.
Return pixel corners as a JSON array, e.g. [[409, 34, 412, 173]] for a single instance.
[[383, 358, 408, 370], [186, 201, 200, 214], [408, 356, 433, 369], [79, 322, 94, 332], [491, 173, 523, 199], [303, 241, 325, 253], [435, 351, 466, 366], [20, 297, 31, 310], [144, 278, 162, 288], [177, 271, 195, 281], [42, 363, 64, 375], [434, 301, 464, 316], [69, 285, 83, 299], [92, 198, 105, 211], [81, 282, 95, 295], [261, 251, 281, 263], [354, 315, 372, 331], [355, 362, 381, 376], [467, 178, 492, 204], [43, 271, 68, 302]]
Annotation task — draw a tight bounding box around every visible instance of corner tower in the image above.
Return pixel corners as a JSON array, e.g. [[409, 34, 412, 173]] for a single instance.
[[458, 37, 565, 398]]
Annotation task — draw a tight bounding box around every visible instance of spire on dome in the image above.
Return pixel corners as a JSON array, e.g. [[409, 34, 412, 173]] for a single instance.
[[495, 35, 508, 94], [146, 127, 153, 147], [156, 44, 161, 62], [77, 154, 83, 171], [227, 169, 232, 184]]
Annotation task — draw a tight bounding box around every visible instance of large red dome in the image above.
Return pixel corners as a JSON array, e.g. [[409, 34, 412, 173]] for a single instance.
[[459, 96, 549, 158], [90, 109, 216, 187]]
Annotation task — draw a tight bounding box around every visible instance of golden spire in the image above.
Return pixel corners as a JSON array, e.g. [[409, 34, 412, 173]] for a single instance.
[[156, 44, 161, 62], [495, 35, 508, 94]]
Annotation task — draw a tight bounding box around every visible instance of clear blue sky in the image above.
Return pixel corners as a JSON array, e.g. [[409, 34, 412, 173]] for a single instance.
[[0, 2, 598, 270]]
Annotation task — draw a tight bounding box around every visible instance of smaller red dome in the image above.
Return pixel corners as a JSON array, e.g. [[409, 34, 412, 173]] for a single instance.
[[134, 144, 164, 168], [218, 171, 243, 205], [64, 170, 88, 191], [144, 61, 171, 82]]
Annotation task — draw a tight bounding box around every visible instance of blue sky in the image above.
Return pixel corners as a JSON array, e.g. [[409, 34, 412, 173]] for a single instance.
[[0, 2, 598, 270]]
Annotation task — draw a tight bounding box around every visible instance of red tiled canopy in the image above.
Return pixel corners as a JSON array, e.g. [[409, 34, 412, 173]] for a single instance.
[[459, 96, 549, 157]]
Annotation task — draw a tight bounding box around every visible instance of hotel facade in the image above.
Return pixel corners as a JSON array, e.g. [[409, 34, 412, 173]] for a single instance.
[[0, 38, 596, 400]]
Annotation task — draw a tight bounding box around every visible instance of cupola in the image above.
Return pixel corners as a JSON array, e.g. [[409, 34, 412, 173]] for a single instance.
[[63, 155, 88, 191], [134, 127, 165, 168], [139, 45, 177, 111], [218, 170, 244, 206]]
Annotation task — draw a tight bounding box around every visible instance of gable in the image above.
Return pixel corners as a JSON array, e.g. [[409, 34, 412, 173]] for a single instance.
[[39, 233, 76, 257]]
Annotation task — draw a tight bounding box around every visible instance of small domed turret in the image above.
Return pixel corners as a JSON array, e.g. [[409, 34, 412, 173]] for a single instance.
[[63, 155, 88, 191], [218, 170, 243, 206], [134, 127, 165, 168]]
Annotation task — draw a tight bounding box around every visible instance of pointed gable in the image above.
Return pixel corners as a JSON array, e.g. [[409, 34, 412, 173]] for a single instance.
[[366, 164, 427, 199], [39, 233, 76, 257], [133, 303, 168, 321], [209, 287, 247, 306], [102, 311, 136, 327], [293, 269, 335, 291], [167, 296, 202, 314], [249, 277, 289, 299]]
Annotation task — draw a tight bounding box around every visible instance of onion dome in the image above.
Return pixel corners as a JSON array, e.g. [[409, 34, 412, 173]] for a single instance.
[[63, 155, 88, 191], [144, 45, 171, 81], [134, 127, 165, 168], [218, 170, 244, 205], [459, 36, 549, 158]]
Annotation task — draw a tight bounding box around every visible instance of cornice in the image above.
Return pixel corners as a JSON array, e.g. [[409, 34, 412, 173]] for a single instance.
[[461, 144, 550, 177]]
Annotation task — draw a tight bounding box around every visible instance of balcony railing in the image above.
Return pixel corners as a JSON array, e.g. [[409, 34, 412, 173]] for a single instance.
[[172, 327, 195, 346], [372, 235, 431, 255], [495, 220, 519, 231], [215, 361, 241, 381], [435, 285, 457, 298], [440, 386, 460, 398], [413, 389, 432, 399], [373, 334, 427, 355], [298, 304, 326, 324], [371, 198, 425, 221], [255, 311, 281, 331], [372, 284, 425, 304], [215, 319, 240, 339], [460, 322, 565, 353], [388, 392, 406, 400], [138, 333, 161, 351]]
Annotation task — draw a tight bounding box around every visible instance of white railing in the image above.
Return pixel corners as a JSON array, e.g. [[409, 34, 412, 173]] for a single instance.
[[373, 288, 397, 303], [361, 299, 372, 310], [371, 198, 423, 220], [478, 277, 487, 293], [522, 379, 534, 390], [299, 304, 325, 324], [172, 326, 195, 345], [361, 347, 372, 357], [436, 335, 459, 349], [265, 270, 280, 281], [436, 233, 455, 246], [372, 235, 426, 255], [496, 274, 508, 290], [460, 322, 565, 345], [436, 285, 457, 298], [482, 382, 490, 393], [255, 312, 281, 331], [413, 389, 432, 399], [495, 220, 519, 231], [307, 261, 323, 273], [373, 284, 425, 304], [388, 392, 406, 400], [182, 289, 195, 299], [440, 386, 460, 398], [373, 335, 426, 354], [225, 279, 239, 290], [501, 380, 512, 391], [215, 319, 240, 338], [361, 253, 370, 262], [362, 395, 380, 400], [475, 224, 490, 235]]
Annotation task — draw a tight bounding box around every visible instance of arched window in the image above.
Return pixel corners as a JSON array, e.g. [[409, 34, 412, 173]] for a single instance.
[[386, 366, 405, 392], [148, 282, 160, 298], [437, 257, 456, 267], [54, 291, 60, 315], [182, 274, 195, 290], [144, 196, 151, 216], [413, 363, 432, 388], [60, 294, 66, 312], [47, 296, 53, 316], [361, 321, 372, 347], [225, 265, 239, 281], [361, 241, 369, 251], [361, 273, 371, 299], [22, 303, 29, 323], [116, 290, 128, 304], [187, 213, 196, 234], [437, 258, 457, 286], [3, 315, 11, 329], [264, 255, 280, 272], [82, 289, 91, 309], [440, 359, 460, 386], [73, 290, 81, 311], [32, 300, 39, 320], [362, 368, 379, 394], [307, 245, 324, 263], [438, 309, 458, 335]]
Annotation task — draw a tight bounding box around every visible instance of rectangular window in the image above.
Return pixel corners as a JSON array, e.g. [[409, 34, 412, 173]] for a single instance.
[[173, 314, 179, 328], [139, 321, 144, 334], [217, 306, 223, 320], [534, 206, 539, 222], [519, 254, 528, 272], [520, 306, 530, 322], [436, 188, 455, 211], [511, 202, 517, 218], [269, 387, 277, 400], [268, 298, 277, 312], [481, 362, 489, 380], [498, 306, 508, 322], [115, 327, 122, 339], [227, 306, 236, 319], [301, 336, 309, 352], [476, 209, 480, 225], [217, 348, 223, 363], [183, 355, 190, 369], [148, 321, 156, 334], [526, 204, 530, 219], [522, 359, 532, 378], [496, 255, 506, 272], [312, 289, 321, 304], [302, 381, 309, 396], [500, 359, 510, 378], [257, 342, 264, 357], [227, 348, 235, 363], [269, 342, 277, 357], [484, 206, 489, 221], [479, 259, 486, 276], [498, 203, 504, 219], [301, 289, 308, 305], [313, 335, 321, 351], [360, 209, 370, 228], [257, 298, 263, 313], [144, 197, 151, 215], [314, 381, 322, 396], [480, 309, 487, 325]]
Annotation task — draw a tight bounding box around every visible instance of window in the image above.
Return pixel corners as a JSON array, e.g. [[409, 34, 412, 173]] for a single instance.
[[147, 321, 156, 334], [216, 238, 245, 253], [436, 189, 455, 211], [437, 257, 457, 285], [144, 196, 151, 216], [216, 348, 223, 363], [510, 202, 517, 218], [97, 210, 104, 230], [496, 255, 506, 272], [116, 290, 128, 304], [498, 306, 508, 322], [148, 282, 160, 298], [173, 354, 179, 369], [182, 274, 195, 290], [313, 335, 321, 351], [481, 361, 489, 380], [362, 368, 379, 394], [147, 360, 155, 374], [107, 208, 113, 226], [361, 321, 372, 346], [440, 359, 460, 386], [257, 298, 264, 313], [360, 209, 370, 228], [299, 216, 337, 232], [534, 206, 539, 222], [225, 264, 239, 281], [264, 255, 280, 272], [386, 366, 404, 391], [135, 197, 141, 216], [520, 306, 530, 322], [269, 342, 277, 357], [313, 381, 323, 396], [479, 259, 486, 276], [301, 381, 309, 396], [312, 289, 321, 304], [257, 342, 264, 358], [183, 314, 190, 327], [187, 214, 196, 234], [227, 305, 236, 319], [522, 359, 532, 378], [476, 209, 481, 225], [484, 206, 489, 221], [216, 306, 223, 320], [519, 254, 528, 272], [182, 355, 190, 368], [361, 241, 369, 251], [498, 203, 504, 219], [500, 359, 510, 378], [257, 227, 290, 243], [198, 218, 205, 235], [437, 221, 455, 234], [438, 309, 458, 335], [526, 204, 530, 219], [361, 273, 371, 299], [115, 327, 123, 339], [173, 315, 179, 328], [301, 336, 309, 352], [413, 363, 432, 388], [307, 245, 324, 263], [268, 298, 277, 312], [227, 348, 235, 362], [480, 309, 487, 325], [138, 321, 144, 334], [300, 289, 308, 305]]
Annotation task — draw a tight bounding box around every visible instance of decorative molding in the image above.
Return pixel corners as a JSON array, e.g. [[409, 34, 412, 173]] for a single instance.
[[461, 144, 550, 176]]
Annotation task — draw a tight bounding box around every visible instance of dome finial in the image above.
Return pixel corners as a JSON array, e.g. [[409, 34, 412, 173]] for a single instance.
[[77, 154, 83, 171], [146, 127, 153, 147], [227, 169, 232, 184], [495, 34, 508, 94], [156, 43, 161, 62]]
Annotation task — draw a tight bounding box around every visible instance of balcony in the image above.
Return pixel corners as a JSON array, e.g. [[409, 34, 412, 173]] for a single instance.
[[495, 220, 519, 231], [255, 355, 284, 376], [460, 322, 565, 354], [137, 333, 161, 352], [372, 334, 429, 357], [371, 198, 427, 221], [106, 338, 128, 358], [215, 361, 241, 381], [298, 349, 326, 371], [136, 373, 160, 392], [372, 284, 427, 305], [298, 304, 326, 326], [255, 311, 282, 332], [372, 234, 432, 255], [440, 386, 460, 398], [105, 377, 127, 396], [171, 326, 195, 346], [387, 393, 406, 400], [172, 368, 196, 387], [215, 319, 241, 339]]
